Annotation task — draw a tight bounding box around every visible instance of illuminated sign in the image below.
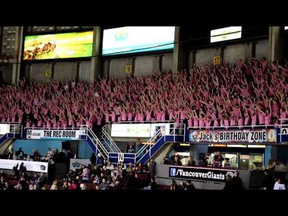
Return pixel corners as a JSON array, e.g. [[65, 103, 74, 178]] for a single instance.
[[210, 26, 242, 43], [111, 123, 170, 137], [23, 31, 93, 60], [102, 26, 175, 55]]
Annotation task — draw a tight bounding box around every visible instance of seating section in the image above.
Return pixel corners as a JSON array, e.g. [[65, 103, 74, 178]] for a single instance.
[[0, 58, 287, 129]]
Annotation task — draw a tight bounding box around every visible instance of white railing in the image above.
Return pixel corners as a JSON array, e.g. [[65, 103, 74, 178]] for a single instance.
[[102, 125, 121, 152], [87, 126, 109, 159], [136, 122, 186, 164], [0, 123, 23, 138], [187, 121, 288, 130], [115, 120, 176, 124], [136, 129, 162, 159]]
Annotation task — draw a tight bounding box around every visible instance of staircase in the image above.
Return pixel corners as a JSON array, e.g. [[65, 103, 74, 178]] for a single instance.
[[0, 124, 22, 155], [85, 126, 109, 161], [101, 125, 121, 153], [0, 123, 22, 145], [136, 123, 185, 165]]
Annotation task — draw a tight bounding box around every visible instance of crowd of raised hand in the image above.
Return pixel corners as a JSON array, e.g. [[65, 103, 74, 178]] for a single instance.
[[0, 57, 287, 129]]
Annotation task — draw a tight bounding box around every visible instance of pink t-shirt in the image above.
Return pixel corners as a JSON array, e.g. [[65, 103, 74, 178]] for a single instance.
[[188, 118, 193, 127], [121, 113, 127, 121], [258, 113, 265, 125], [193, 117, 199, 128], [145, 111, 151, 121], [251, 115, 257, 125], [127, 113, 133, 121], [265, 114, 271, 125], [238, 118, 243, 128]]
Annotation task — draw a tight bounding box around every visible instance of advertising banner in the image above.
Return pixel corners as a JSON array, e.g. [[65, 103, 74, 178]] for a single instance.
[[169, 166, 236, 182], [26, 129, 86, 140], [0, 159, 48, 173], [111, 124, 151, 137], [102, 26, 175, 55], [189, 129, 277, 143], [23, 31, 93, 60], [111, 123, 171, 138], [69, 159, 91, 171]]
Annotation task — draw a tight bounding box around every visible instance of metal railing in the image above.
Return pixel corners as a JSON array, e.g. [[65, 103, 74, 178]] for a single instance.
[[0, 123, 22, 137], [187, 122, 288, 130], [102, 125, 121, 153], [136, 129, 162, 161], [136, 122, 186, 164], [9, 123, 23, 137], [86, 126, 109, 160]]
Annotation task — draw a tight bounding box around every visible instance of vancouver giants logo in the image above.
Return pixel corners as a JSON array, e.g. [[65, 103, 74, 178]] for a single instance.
[[169, 166, 234, 182]]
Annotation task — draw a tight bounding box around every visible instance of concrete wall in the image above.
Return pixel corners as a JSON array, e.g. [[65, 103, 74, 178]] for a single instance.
[[102, 59, 110, 78], [195, 48, 218, 66], [109, 58, 128, 80], [78, 61, 91, 82], [134, 55, 154, 77], [1, 64, 13, 84], [223, 44, 246, 65], [29, 63, 53, 83], [162, 53, 173, 72], [53, 62, 77, 81], [191, 39, 268, 67], [106, 53, 173, 79], [255, 39, 269, 59], [27, 60, 91, 82]]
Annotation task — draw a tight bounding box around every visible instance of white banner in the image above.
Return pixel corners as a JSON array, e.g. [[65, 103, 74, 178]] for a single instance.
[[0, 124, 10, 135], [69, 159, 91, 171], [111, 123, 171, 138], [210, 26, 242, 43], [26, 129, 86, 140], [0, 159, 48, 173], [111, 124, 151, 137], [102, 26, 175, 55], [189, 129, 277, 143]]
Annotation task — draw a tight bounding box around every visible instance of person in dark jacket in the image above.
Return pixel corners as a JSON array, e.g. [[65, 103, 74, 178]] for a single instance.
[[223, 174, 234, 191], [262, 168, 275, 190], [90, 153, 96, 165], [231, 170, 244, 190]]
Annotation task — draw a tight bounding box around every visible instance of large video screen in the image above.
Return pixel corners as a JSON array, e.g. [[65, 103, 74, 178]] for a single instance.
[[102, 26, 175, 56], [23, 31, 94, 60]]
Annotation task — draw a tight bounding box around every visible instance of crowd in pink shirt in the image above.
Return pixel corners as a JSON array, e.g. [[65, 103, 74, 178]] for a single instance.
[[0, 57, 287, 129]]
